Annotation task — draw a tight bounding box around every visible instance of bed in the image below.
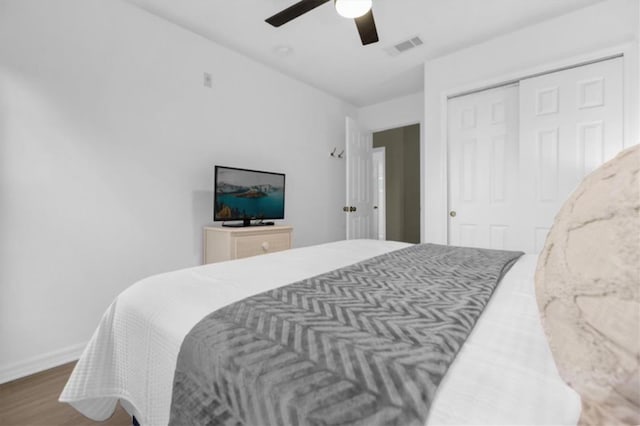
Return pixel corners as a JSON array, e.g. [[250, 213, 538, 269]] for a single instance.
[[60, 239, 581, 425]]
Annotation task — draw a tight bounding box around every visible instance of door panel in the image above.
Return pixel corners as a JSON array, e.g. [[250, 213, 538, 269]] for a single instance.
[[519, 57, 623, 253], [448, 84, 520, 250], [346, 117, 373, 239], [448, 57, 624, 253]]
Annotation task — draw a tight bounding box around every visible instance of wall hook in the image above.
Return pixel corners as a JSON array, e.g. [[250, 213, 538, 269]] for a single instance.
[[330, 147, 337, 157], [337, 150, 344, 159]]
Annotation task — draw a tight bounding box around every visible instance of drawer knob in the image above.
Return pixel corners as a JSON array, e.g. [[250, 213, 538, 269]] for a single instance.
[[261, 241, 270, 251]]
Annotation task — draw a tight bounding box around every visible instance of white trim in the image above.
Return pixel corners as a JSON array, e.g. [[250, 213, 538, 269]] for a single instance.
[[419, 121, 424, 243], [0, 342, 86, 384], [448, 55, 622, 100], [439, 42, 639, 244], [442, 44, 635, 101], [439, 92, 450, 244]]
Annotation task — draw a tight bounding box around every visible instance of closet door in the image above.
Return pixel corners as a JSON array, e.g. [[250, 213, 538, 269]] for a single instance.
[[519, 57, 623, 253], [448, 85, 520, 249]]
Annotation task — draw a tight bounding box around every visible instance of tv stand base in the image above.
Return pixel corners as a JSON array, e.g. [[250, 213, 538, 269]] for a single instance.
[[222, 220, 275, 227]]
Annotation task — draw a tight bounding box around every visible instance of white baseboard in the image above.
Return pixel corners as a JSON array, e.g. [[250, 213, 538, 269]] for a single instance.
[[0, 342, 87, 384]]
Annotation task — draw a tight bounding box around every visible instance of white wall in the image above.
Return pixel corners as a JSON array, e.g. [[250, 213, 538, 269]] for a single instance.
[[357, 91, 423, 132], [0, 0, 354, 381], [423, 0, 640, 245]]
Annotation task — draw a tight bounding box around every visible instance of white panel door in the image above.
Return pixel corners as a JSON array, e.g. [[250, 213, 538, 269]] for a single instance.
[[345, 116, 373, 240], [448, 85, 520, 249], [372, 147, 386, 240], [519, 57, 623, 252]]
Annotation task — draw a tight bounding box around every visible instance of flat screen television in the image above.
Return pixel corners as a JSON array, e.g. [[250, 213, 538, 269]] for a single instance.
[[214, 166, 285, 227]]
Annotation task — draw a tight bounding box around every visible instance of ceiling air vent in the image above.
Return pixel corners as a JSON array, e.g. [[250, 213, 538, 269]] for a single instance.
[[385, 36, 424, 57]]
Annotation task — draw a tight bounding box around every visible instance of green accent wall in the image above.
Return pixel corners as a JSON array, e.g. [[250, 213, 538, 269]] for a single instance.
[[373, 124, 420, 243]]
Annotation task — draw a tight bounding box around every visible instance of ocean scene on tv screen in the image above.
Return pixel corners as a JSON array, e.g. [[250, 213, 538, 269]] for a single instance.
[[215, 168, 285, 220]]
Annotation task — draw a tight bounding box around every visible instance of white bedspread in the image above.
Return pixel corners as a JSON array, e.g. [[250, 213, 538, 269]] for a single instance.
[[60, 239, 581, 425]]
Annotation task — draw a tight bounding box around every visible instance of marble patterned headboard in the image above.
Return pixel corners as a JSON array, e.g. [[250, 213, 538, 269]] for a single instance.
[[535, 145, 640, 425]]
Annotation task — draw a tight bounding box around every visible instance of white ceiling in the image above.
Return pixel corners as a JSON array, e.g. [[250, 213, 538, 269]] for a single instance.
[[125, 0, 603, 107]]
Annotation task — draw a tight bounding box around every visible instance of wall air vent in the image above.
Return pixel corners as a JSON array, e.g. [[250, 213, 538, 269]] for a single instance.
[[384, 36, 424, 57]]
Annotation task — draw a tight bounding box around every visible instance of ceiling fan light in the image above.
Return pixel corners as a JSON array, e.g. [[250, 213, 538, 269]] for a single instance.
[[334, 0, 372, 18]]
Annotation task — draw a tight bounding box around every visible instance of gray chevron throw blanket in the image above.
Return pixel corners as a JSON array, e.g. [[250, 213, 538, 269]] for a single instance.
[[169, 244, 523, 426]]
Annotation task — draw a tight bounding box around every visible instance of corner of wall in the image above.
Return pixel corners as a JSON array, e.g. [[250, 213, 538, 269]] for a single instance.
[[0, 342, 86, 384]]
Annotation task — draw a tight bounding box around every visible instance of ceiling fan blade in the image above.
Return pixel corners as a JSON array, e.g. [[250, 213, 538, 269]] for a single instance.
[[354, 9, 379, 45], [266, 0, 331, 27]]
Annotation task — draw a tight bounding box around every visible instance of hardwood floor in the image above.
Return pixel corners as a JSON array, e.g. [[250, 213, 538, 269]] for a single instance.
[[0, 362, 131, 426]]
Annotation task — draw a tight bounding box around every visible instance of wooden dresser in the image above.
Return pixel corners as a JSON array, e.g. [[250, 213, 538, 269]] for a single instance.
[[203, 225, 293, 264]]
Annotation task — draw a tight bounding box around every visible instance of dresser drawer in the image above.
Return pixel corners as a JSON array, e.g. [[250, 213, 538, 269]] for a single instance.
[[233, 232, 291, 259], [203, 225, 293, 264]]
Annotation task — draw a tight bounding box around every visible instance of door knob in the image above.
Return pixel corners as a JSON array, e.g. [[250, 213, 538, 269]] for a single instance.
[[449, 211, 457, 217]]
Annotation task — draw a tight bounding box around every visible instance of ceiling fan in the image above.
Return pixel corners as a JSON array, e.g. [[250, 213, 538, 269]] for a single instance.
[[265, 0, 379, 46]]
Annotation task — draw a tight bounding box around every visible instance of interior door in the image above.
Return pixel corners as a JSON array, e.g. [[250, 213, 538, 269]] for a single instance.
[[372, 147, 386, 240], [519, 57, 624, 252], [447, 57, 624, 253], [448, 84, 520, 249], [345, 116, 373, 240]]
